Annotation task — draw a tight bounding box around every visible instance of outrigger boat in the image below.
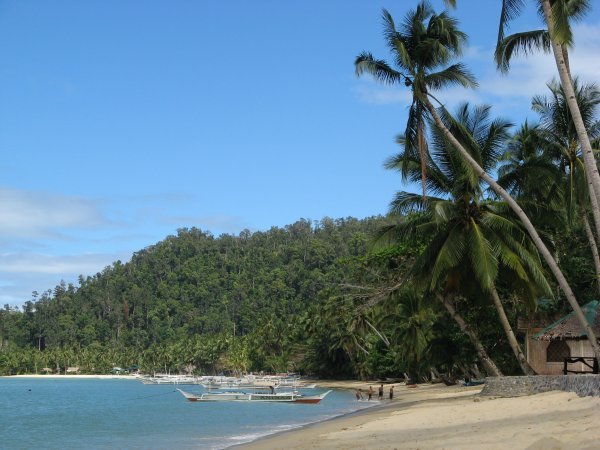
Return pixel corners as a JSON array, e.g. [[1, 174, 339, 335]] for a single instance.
[[176, 388, 331, 404]]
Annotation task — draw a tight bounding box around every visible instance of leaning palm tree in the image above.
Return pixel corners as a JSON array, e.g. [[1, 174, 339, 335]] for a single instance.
[[382, 103, 551, 374], [495, 0, 600, 239], [355, 1, 600, 360]]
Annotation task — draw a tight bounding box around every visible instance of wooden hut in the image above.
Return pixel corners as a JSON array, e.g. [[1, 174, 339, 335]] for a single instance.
[[520, 300, 600, 375]]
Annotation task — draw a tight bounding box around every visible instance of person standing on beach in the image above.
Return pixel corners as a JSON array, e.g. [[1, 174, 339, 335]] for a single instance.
[[367, 386, 373, 401], [389, 385, 394, 400], [378, 384, 384, 400]]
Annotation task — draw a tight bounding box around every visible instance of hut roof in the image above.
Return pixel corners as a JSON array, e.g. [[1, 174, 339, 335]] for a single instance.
[[533, 300, 600, 341]]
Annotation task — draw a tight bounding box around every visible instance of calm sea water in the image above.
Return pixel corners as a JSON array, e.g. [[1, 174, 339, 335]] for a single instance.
[[0, 378, 373, 449]]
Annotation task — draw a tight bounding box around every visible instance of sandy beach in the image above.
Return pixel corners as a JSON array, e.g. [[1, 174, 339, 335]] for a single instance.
[[238, 381, 600, 450]]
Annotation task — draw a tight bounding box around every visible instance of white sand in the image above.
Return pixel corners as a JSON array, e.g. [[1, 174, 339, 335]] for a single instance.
[[238, 382, 600, 450]]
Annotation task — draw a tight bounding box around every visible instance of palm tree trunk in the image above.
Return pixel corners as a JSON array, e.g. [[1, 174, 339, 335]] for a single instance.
[[365, 319, 391, 347], [418, 120, 427, 199], [423, 96, 600, 361], [489, 286, 534, 375], [436, 293, 503, 377], [581, 210, 600, 294], [541, 0, 600, 239]]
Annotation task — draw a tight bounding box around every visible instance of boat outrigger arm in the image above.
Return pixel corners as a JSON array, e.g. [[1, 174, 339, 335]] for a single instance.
[[176, 388, 331, 404]]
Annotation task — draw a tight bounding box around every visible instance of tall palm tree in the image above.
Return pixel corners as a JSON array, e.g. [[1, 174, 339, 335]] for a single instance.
[[355, 2, 600, 360], [356, 2, 475, 199], [382, 103, 550, 374], [495, 0, 600, 239]]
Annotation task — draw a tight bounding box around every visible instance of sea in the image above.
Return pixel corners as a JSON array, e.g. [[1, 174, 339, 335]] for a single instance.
[[0, 378, 374, 449]]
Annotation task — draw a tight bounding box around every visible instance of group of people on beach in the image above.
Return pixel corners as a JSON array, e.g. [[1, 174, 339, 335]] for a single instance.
[[355, 383, 393, 401]]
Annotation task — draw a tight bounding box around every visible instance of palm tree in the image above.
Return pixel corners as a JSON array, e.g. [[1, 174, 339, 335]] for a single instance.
[[532, 78, 600, 290], [383, 103, 552, 374], [497, 121, 563, 207], [355, 2, 600, 361], [502, 80, 600, 293], [356, 2, 475, 199], [495, 0, 600, 240]]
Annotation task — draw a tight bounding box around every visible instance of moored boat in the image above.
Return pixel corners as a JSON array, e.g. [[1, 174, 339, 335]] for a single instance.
[[176, 388, 331, 404]]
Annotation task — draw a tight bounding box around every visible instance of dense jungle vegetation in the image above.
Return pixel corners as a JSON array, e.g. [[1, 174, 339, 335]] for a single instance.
[[0, 214, 596, 379]]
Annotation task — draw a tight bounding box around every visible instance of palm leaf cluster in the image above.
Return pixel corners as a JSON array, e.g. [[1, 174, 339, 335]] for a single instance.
[[383, 104, 551, 307], [355, 1, 476, 199]]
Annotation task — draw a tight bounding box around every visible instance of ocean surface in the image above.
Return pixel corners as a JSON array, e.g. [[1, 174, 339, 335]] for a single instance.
[[0, 378, 374, 449]]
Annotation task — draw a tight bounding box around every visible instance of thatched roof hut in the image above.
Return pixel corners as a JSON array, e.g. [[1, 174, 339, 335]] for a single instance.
[[534, 301, 600, 341]]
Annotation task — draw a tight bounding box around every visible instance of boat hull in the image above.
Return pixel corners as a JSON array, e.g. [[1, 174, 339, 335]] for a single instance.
[[176, 388, 331, 404]]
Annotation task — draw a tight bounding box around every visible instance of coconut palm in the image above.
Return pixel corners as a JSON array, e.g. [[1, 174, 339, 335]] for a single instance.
[[382, 103, 552, 374], [495, 0, 600, 239], [355, 2, 600, 360], [524, 79, 600, 290], [498, 122, 562, 203], [355, 2, 475, 199], [501, 81, 600, 292]]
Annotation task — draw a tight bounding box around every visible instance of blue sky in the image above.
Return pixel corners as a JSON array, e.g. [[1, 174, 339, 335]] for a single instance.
[[0, 0, 599, 307]]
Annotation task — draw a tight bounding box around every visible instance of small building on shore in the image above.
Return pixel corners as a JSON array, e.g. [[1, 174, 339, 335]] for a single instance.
[[519, 300, 600, 375]]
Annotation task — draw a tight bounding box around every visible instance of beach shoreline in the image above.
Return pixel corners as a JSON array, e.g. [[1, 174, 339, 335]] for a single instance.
[[234, 381, 600, 450]]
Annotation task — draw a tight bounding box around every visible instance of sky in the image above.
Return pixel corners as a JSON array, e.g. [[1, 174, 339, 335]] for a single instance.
[[0, 0, 599, 308]]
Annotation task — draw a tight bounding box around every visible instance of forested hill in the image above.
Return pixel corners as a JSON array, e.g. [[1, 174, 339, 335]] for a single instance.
[[0, 216, 387, 375]]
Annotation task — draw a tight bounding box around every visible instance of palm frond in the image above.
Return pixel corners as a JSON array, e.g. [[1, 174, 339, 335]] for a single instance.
[[497, 0, 526, 44], [355, 52, 404, 85], [425, 63, 478, 91], [382, 9, 414, 72], [388, 191, 430, 216], [566, 0, 591, 20], [495, 30, 550, 73], [468, 219, 498, 290], [550, 0, 574, 46], [429, 225, 466, 290]]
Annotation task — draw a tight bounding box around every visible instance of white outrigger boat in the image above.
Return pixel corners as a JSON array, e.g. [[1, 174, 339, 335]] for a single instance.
[[176, 388, 331, 404]]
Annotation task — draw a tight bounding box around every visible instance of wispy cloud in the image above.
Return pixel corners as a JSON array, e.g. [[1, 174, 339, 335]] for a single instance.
[[0, 250, 130, 305], [353, 81, 412, 105], [0, 185, 253, 306], [0, 252, 125, 275], [0, 186, 109, 238]]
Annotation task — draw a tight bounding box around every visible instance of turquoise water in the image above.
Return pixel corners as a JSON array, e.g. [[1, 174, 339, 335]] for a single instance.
[[0, 378, 372, 449]]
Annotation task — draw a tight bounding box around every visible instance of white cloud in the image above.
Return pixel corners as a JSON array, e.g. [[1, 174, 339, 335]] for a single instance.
[[0, 252, 121, 275], [353, 80, 412, 105], [470, 22, 600, 113], [0, 250, 131, 306], [0, 186, 108, 238]]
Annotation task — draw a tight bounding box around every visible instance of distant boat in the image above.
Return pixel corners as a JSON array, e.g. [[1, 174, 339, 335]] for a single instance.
[[200, 375, 318, 390], [138, 374, 201, 385], [176, 388, 331, 404]]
